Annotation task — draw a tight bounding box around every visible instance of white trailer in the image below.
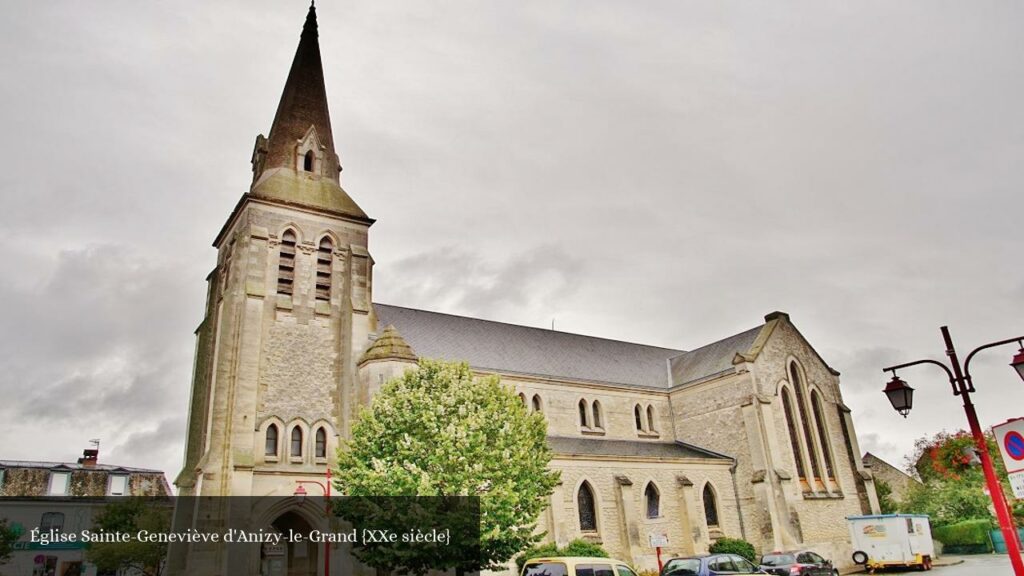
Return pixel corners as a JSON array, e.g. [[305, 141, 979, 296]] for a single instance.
[[847, 514, 935, 572]]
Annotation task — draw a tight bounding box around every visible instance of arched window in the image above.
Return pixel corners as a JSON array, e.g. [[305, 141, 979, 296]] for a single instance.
[[811, 390, 835, 479], [290, 427, 303, 458], [315, 428, 327, 458], [277, 230, 296, 295], [518, 393, 527, 406], [532, 395, 542, 413], [303, 150, 314, 172], [577, 481, 597, 532], [645, 482, 660, 519], [40, 512, 64, 534], [578, 399, 588, 427], [634, 405, 643, 431], [790, 364, 822, 481], [265, 424, 279, 457], [647, 405, 657, 433], [315, 237, 333, 302], [781, 388, 806, 479], [703, 484, 719, 527], [591, 400, 602, 429], [222, 240, 234, 293]]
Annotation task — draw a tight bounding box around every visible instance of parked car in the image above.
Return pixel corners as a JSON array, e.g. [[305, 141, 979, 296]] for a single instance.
[[758, 550, 838, 576], [660, 554, 768, 576], [520, 556, 640, 576]]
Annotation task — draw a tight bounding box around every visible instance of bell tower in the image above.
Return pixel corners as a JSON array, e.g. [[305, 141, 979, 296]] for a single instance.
[[175, 2, 375, 499]]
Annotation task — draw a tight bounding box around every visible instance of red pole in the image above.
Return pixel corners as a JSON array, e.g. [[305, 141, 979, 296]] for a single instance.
[[656, 546, 663, 572], [325, 467, 331, 576], [943, 327, 1024, 576]]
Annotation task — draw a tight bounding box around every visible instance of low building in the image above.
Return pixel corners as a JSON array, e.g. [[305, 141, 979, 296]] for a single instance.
[[0, 448, 170, 576], [863, 452, 922, 507]]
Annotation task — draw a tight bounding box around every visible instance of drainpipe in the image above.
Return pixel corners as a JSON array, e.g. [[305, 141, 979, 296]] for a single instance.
[[729, 458, 748, 541]]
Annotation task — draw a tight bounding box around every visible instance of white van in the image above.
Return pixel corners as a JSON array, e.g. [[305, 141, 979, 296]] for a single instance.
[[847, 514, 935, 571]]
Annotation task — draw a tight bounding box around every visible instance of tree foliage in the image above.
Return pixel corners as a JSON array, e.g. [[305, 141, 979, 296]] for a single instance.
[[85, 499, 171, 576], [0, 518, 18, 566], [709, 537, 756, 563], [874, 479, 899, 514], [335, 359, 561, 574], [514, 538, 609, 573]]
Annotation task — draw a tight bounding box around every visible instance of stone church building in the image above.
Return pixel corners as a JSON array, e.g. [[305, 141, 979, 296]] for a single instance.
[[172, 5, 880, 574]]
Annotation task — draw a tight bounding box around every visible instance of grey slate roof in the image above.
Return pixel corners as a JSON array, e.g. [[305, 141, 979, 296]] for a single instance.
[[669, 325, 764, 387], [0, 460, 164, 474], [547, 436, 730, 461], [374, 304, 685, 388]]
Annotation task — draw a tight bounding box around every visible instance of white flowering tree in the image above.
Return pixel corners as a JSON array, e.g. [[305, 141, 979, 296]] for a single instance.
[[334, 359, 560, 575]]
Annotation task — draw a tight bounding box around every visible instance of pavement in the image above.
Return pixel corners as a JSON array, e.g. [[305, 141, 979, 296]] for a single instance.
[[839, 554, 1022, 575]]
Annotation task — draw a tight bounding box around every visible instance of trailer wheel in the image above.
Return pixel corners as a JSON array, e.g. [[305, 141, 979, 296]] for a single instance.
[[851, 551, 868, 565], [923, 556, 932, 571]]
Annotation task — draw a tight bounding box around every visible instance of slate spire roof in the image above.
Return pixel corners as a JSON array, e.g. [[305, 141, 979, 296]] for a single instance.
[[359, 325, 418, 365]]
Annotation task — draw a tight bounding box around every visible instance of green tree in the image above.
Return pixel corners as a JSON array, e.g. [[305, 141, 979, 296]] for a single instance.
[[85, 499, 172, 576], [709, 537, 756, 563], [0, 518, 18, 566], [875, 479, 899, 514], [335, 359, 561, 575]]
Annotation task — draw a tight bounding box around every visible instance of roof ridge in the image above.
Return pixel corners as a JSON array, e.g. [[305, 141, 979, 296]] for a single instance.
[[374, 302, 686, 352], [679, 323, 765, 357]]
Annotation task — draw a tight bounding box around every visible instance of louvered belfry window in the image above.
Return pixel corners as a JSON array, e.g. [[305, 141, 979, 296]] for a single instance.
[[315, 237, 333, 302], [277, 230, 297, 295]]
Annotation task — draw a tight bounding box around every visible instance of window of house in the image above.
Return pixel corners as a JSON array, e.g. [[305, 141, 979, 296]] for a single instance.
[[277, 230, 296, 296], [634, 405, 643, 431], [644, 482, 660, 518], [265, 424, 279, 457], [303, 150, 314, 172], [781, 388, 807, 480], [577, 482, 597, 532], [646, 405, 657, 433], [578, 399, 588, 427], [315, 428, 327, 458], [811, 390, 836, 480], [315, 237, 333, 302], [703, 484, 719, 527], [790, 364, 822, 481], [48, 472, 70, 496], [591, 400, 602, 429], [290, 427, 303, 458], [40, 512, 64, 533], [108, 475, 128, 496]]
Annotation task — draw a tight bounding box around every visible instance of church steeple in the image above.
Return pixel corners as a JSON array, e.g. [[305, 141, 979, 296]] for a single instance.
[[248, 2, 367, 221]]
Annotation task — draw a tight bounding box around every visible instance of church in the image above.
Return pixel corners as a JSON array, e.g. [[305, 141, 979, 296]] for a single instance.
[[172, 5, 880, 574]]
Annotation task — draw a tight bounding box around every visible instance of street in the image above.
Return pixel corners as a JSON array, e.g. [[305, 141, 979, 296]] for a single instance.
[[862, 555, 1021, 575]]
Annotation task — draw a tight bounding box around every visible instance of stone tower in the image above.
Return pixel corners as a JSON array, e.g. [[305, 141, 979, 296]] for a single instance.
[[175, 2, 374, 500]]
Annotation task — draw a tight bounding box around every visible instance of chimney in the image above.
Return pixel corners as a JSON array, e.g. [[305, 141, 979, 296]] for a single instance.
[[77, 448, 99, 468]]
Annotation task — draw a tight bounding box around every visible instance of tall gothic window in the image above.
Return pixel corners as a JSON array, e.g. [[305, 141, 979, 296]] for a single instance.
[[577, 481, 597, 532], [790, 364, 822, 481], [532, 395, 542, 413], [811, 391, 835, 479], [578, 399, 588, 427], [781, 388, 806, 479], [647, 405, 657, 433], [315, 428, 327, 458], [315, 237, 333, 302], [277, 230, 296, 295], [265, 424, 279, 457], [703, 484, 719, 527], [290, 427, 303, 457], [591, 400, 602, 429], [645, 482, 660, 518], [634, 405, 643, 431]]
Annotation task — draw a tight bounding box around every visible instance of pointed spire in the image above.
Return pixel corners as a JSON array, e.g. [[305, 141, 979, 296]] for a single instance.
[[256, 1, 340, 183]]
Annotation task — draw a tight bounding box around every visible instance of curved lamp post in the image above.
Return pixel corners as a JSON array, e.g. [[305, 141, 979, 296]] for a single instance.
[[294, 468, 333, 576], [882, 327, 1024, 576]]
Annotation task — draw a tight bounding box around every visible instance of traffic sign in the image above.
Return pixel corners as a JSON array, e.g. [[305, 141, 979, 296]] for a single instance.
[[993, 419, 1024, 474], [1009, 471, 1024, 500]]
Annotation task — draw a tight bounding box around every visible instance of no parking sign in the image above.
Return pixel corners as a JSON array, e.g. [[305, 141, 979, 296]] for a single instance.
[[993, 418, 1024, 475]]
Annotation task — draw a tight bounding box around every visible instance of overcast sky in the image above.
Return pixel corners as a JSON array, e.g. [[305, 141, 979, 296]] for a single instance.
[[1, 0, 1022, 486]]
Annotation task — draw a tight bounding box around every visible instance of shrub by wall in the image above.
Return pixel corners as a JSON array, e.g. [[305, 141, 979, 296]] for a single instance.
[[932, 519, 994, 554], [709, 537, 757, 563]]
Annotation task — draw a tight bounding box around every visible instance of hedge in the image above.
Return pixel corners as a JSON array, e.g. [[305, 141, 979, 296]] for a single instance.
[[932, 519, 994, 554], [709, 537, 757, 563]]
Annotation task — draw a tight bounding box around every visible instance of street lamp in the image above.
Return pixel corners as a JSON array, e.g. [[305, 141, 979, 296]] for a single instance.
[[294, 468, 333, 576], [881, 326, 1024, 576]]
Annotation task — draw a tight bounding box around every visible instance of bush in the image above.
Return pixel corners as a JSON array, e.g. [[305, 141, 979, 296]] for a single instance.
[[932, 519, 994, 554], [514, 539, 609, 573], [709, 537, 756, 563]]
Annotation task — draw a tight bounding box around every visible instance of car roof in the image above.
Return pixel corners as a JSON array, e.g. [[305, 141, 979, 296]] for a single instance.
[[526, 557, 628, 563]]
